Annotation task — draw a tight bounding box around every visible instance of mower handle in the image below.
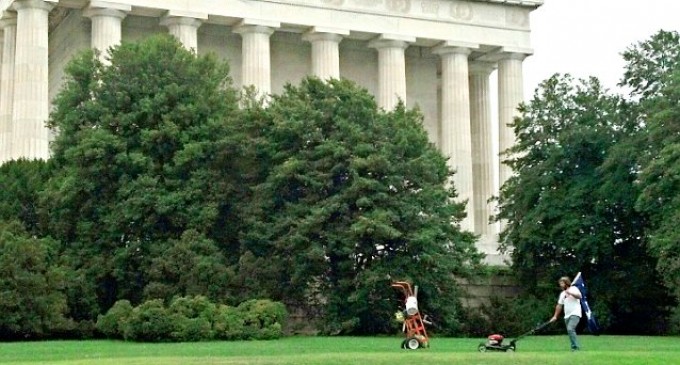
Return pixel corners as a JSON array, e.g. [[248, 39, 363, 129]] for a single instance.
[[513, 321, 552, 341]]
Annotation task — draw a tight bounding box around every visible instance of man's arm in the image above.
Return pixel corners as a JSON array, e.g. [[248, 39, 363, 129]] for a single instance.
[[550, 304, 562, 322]]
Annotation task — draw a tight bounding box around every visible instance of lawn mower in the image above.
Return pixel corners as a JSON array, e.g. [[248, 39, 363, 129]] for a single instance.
[[391, 281, 431, 350], [477, 321, 551, 352]]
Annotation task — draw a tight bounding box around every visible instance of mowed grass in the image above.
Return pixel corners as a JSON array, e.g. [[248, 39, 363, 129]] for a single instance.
[[1, 335, 678, 365]]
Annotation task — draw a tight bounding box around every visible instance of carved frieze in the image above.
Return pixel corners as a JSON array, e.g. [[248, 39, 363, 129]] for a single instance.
[[450, 2, 473, 21], [269, 0, 531, 29]]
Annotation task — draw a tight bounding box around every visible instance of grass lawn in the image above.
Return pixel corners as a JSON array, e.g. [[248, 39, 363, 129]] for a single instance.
[[0, 335, 678, 365]]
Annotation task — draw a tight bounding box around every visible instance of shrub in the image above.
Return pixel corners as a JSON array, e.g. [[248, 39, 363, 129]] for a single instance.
[[96, 300, 133, 338], [238, 299, 288, 340], [99, 296, 287, 342], [0, 221, 74, 339], [168, 296, 217, 341], [463, 295, 556, 337], [170, 316, 213, 342], [123, 299, 173, 341], [168, 295, 217, 320], [213, 304, 244, 340], [668, 305, 680, 335]]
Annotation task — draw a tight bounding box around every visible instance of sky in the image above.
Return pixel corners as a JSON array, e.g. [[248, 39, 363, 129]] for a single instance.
[[488, 0, 680, 190], [523, 0, 680, 97]]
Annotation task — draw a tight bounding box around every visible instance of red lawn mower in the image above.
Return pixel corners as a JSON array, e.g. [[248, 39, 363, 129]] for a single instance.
[[478, 321, 551, 352]]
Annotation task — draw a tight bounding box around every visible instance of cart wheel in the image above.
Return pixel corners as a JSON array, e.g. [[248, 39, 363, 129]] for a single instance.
[[477, 344, 487, 352], [405, 337, 420, 350]]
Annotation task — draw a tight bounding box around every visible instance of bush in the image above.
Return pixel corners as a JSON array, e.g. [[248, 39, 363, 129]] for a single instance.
[[123, 299, 173, 341], [0, 221, 74, 339], [238, 299, 288, 340], [668, 305, 680, 335], [461, 295, 556, 338], [96, 300, 133, 338], [168, 296, 217, 341], [98, 296, 287, 342], [170, 316, 213, 342], [168, 295, 217, 320], [213, 304, 244, 340]]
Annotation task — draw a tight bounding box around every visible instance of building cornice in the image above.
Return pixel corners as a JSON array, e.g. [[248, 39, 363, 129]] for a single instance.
[[472, 0, 543, 8], [1, 0, 541, 52]]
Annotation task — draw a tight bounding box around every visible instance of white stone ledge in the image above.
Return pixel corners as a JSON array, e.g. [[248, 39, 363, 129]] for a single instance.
[[480, 0, 543, 7], [87, 0, 131, 12], [0, 0, 537, 50], [164, 10, 208, 20]]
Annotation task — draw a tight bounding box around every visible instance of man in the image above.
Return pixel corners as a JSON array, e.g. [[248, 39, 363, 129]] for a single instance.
[[549, 276, 582, 351]]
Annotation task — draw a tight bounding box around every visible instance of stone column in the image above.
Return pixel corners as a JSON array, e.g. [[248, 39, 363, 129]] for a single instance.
[[0, 14, 17, 163], [160, 11, 207, 51], [83, 1, 131, 58], [11, 0, 56, 161], [369, 34, 414, 110], [434, 42, 477, 232], [469, 61, 495, 235], [497, 52, 528, 186], [469, 61, 497, 261], [302, 27, 348, 80], [234, 19, 279, 97]]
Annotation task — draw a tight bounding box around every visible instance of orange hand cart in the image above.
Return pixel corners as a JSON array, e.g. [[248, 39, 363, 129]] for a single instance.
[[391, 281, 430, 350]]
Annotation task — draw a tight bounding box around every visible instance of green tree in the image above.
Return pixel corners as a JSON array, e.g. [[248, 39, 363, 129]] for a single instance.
[[497, 74, 672, 333], [622, 30, 680, 304], [621, 30, 680, 99], [0, 221, 74, 339], [240, 77, 481, 335], [0, 159, 51, 235], [144, 230, 234, 303], [41, 34, 243, 316]]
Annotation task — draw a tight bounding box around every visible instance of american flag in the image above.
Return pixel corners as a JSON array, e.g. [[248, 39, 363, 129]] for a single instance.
[[573, 272, 601, 334]]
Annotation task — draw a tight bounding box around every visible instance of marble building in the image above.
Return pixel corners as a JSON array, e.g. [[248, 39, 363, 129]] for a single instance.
[[0, 0, 543, 264]]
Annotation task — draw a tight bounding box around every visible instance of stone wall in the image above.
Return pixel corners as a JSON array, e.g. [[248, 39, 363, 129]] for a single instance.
[[458, 273, 521, 308]]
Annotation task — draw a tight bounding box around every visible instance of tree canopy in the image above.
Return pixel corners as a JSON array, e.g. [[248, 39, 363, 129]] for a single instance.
[[41, 34, 243, 316], [622, 30, 680, 304], [0, 34, 483, 337], [239, 78, 481, 334], [496, 30, 680, 334], [3, 28, 680, 338]]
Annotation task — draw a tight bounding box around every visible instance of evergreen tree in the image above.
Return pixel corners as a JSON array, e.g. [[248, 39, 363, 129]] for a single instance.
[[42, 34, 243, 316], [0, 159, 50, 235], [0, 221, 74, 339], [622, 30, 680, 304], [240, 77, 481, 334], [497, 74, 672, 333]]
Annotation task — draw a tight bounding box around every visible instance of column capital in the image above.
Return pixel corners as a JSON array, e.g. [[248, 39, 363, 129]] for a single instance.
[[83, 1, 131, 19], [469, 61, 496, 76], [302, 27, 349, 43], [0, 11, 17, 28], [368, 34, 415, 50], [86, 0, 132, 12], [160, 14, 205, 29], [11, 0, 57, 12], [433, 41, 478, 56], [480, 46, 533, 62], [233, 19, 280, 35]]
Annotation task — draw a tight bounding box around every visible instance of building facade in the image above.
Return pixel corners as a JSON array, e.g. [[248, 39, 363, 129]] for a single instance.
[[0, 0, 543, 263]]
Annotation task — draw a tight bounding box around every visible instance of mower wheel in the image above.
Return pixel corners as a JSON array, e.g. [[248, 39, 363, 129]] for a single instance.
[[477, 344, 487, 352], [405, 337, 420, 350], [401, 339, 407, 349], [507, 346, 516, 352]]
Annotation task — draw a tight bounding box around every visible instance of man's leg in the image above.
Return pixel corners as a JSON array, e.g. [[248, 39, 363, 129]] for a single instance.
[[565, 315, 580, 350]]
